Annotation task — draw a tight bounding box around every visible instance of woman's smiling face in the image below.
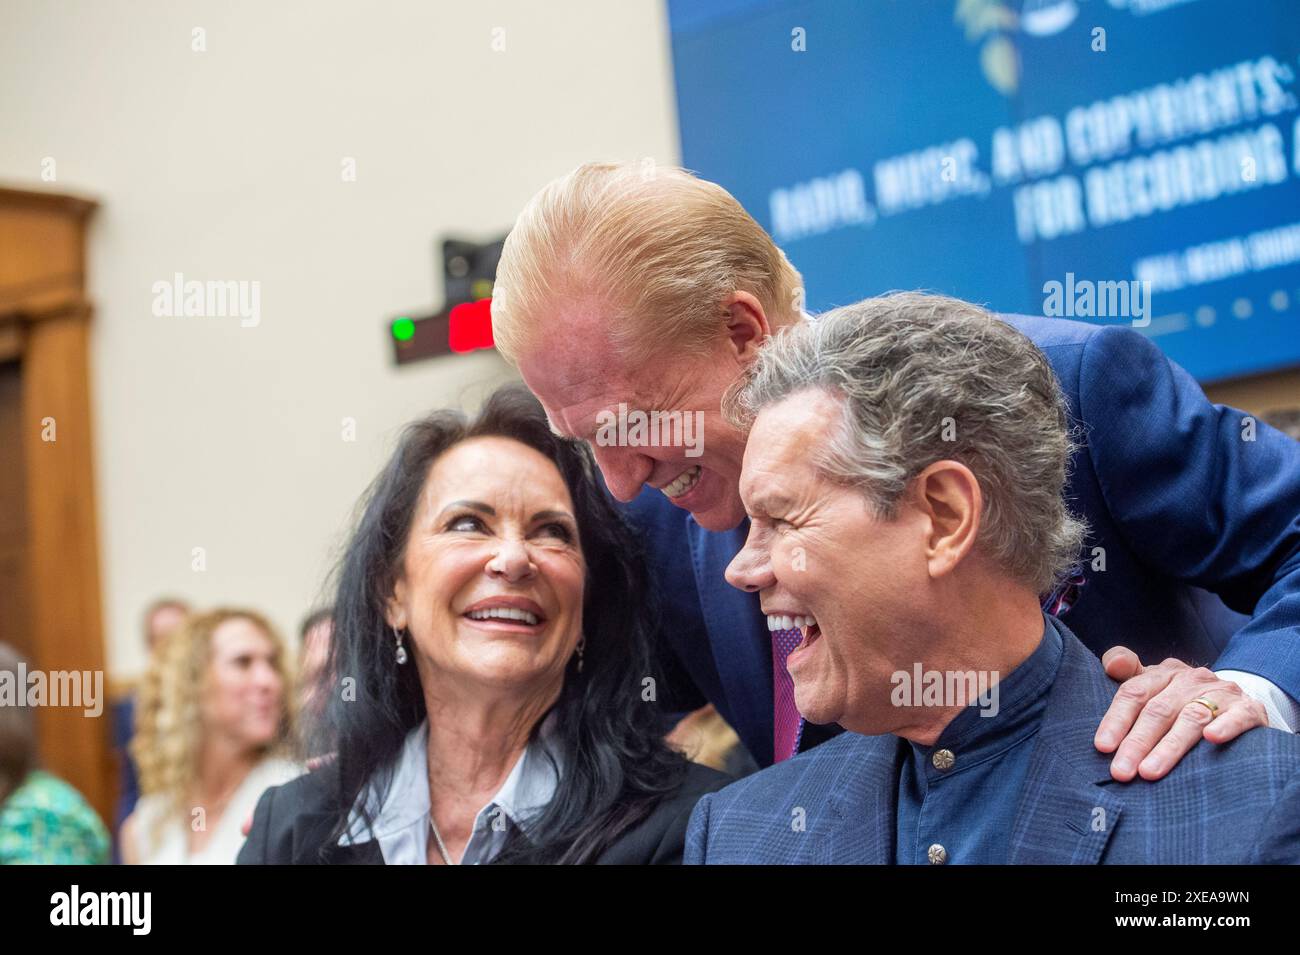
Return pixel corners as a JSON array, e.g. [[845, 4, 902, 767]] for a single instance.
[[386, 436, 586, 701], [201, 617, 285, 749]]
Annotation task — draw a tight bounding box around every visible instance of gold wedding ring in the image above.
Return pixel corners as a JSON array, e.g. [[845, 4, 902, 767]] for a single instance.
[[1189, 696, 1220, 719]]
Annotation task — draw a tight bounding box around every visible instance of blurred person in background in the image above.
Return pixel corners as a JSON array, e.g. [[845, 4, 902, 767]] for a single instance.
[[121, 608, 300, 864], [298, 608, 334, 711], [0, 643, 110, 864], [240, 385, 728, 865], [666, 704, 760, 779], [296, 607, 334, 758], [112, 596, 190, 862]]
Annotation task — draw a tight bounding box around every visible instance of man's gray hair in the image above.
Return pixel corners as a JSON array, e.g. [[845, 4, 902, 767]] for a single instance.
[[725, 291, 1087, 594]]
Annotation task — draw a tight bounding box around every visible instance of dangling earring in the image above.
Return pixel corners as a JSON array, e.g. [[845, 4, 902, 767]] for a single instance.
[[575, 635, 586, 673], [393, 625, 408, 665]]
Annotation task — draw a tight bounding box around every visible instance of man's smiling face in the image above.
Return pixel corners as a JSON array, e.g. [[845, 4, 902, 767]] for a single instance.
[[515, 299, 754, 532], [725, 389, 933, 734]]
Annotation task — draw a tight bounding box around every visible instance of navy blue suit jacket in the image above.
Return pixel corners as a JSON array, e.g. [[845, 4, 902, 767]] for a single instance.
[[684, 618, 1300, 864], [620, 315, 1300, 768]]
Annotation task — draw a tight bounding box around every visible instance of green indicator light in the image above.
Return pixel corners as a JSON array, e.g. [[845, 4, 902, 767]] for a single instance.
[[392, 317, 415, 341]]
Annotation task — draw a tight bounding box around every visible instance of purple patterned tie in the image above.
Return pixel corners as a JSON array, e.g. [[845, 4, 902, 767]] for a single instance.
[[771, 627, 805, 762]]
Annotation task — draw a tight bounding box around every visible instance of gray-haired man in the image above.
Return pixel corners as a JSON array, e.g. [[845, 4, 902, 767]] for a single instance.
[[685, 296, 1300, 864]]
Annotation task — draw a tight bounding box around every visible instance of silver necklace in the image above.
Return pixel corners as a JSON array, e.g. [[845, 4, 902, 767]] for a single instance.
[[429, 815, 457, 865]]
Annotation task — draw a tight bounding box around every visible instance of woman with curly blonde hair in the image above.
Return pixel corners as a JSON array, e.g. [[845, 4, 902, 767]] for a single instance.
[[122, 608, 301, 864]]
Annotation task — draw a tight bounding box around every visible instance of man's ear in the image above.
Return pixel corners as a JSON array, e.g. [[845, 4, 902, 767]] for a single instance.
[[722, 291, 772, 364], [913, 460, 982, 580]]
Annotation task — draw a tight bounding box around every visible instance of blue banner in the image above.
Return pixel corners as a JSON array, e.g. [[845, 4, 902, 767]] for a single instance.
[[669, 0, 1300, 382]]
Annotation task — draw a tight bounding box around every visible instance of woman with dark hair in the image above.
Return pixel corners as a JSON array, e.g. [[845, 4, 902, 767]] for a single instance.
[[239, 384, 729, 864]]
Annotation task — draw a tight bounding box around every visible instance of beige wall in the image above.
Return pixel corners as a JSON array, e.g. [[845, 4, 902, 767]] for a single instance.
[[0, 0, 681, 680], [6, 1, 1295, 685]]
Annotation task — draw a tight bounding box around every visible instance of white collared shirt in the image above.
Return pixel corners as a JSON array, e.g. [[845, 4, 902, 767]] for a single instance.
[[338, 713, 562, 864]]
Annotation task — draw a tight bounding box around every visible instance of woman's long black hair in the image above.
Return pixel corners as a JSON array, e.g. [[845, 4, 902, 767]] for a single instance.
[[316, 383, 688, 863]]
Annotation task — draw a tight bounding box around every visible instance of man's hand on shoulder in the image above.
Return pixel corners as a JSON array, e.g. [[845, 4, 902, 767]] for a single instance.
[[1094, 647, 1270, 781]]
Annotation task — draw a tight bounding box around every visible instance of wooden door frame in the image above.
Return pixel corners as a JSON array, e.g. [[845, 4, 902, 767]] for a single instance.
[[0, 186, 114, 825]]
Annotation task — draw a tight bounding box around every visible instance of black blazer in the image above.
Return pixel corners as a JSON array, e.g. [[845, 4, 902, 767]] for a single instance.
[[237, 759, 731, 865]]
